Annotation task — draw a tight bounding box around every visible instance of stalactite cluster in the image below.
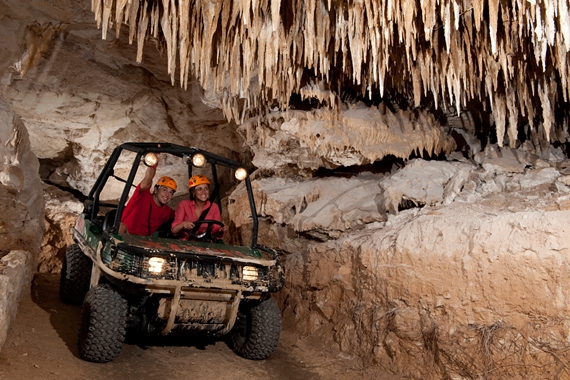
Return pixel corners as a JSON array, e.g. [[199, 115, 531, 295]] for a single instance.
[[92, 0, 570, 147]]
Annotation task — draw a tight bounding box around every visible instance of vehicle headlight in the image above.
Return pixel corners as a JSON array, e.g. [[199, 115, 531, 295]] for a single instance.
[[143, 152, 159, 167], [242, 266, 258, 281], [148, 257, 166, 274], [235, 167, 248, 181], [192, 153, 206, 167]]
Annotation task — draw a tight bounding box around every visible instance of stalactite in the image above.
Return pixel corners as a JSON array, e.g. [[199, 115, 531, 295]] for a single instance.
[[507, 91, 518, 147], [540, 80, 554, 141], [91, 0, 570, 144], [127, 0, 139, 45], [92, 0, 100, 28], [101, 0, 113, 40], [115, 0, 128, 37], [495, 95, 506, 147], [135, 0, 149, 63]]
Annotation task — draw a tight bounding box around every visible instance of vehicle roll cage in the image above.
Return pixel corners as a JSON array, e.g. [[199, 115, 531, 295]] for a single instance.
[[86, 142, 259, 248]]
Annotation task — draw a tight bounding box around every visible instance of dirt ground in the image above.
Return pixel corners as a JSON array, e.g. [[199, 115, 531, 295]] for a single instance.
[[0, 274, 400, 380]]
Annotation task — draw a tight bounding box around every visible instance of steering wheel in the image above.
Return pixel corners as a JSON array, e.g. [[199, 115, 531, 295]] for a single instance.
[[187, 219, 225, 242]]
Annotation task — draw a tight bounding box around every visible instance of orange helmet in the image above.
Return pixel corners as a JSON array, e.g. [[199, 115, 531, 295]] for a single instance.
[[156, 176, 177, 191], [188, 175, 210, 189]]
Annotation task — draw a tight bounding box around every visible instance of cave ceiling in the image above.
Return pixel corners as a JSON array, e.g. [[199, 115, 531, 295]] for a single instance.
[[1, 0, 569, 182], [80, 0, 570, 149]]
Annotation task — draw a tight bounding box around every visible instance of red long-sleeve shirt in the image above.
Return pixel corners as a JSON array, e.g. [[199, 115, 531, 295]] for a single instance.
[[121, 184, 174, 236], [171, 199, 222, 240]]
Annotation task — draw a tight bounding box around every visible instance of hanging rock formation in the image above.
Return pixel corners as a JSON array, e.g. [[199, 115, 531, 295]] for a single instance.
[[90, 0, 570, 147], [238, 104, 456, 173], [2, 0, 570, 378]]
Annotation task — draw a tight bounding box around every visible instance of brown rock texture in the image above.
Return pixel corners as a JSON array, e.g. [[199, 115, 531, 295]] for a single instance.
[[237, 106, 456, 173], [299, 203, 570, 379], [39, 184, 82, 273], [0, 251, 33, 350], [0, 97, 44, 259], [230, 154, 570, 379], [0, 97, 42, 352], [3, 1, 570, 378]]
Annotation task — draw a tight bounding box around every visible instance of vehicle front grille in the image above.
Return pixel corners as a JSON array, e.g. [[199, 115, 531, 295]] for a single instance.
[[110, 249, 144, 275], [108, 249, 271, 287]]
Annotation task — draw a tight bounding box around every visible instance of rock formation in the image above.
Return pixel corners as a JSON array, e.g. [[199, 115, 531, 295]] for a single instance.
[[39, 184, 83, 273], [91, 0, 570, 148], [0, 97, 43, 350], [238, 105, 456, 174], [229, 149, 570, 378], [1, 0, 570, 378]]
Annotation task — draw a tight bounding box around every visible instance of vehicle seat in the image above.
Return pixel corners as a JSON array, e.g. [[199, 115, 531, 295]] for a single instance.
[[102, 209, 117, 232], [153, 218, 175, 238]]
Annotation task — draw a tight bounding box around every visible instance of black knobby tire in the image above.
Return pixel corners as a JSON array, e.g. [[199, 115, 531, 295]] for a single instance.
[[59, 244, 92, 304], [228, 297, 282, 360], [78, 284, 128, 363]]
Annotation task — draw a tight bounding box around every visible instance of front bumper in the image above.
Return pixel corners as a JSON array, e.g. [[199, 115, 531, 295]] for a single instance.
[[72, 227, 283, 335]]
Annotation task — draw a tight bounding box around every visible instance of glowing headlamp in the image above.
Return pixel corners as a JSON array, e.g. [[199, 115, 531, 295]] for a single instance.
[[242, 266, 259, 281], [192, 153, 206, 167], [143, 152, 159, 167], [235, 168, 248, 181], [148, 257, 165, 274]]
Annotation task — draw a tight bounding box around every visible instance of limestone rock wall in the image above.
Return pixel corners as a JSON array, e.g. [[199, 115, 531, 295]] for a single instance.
[[229, 149, 570, 379], [290, 202, 570, 379], [4, 33, 241, 197], [0, 97, 43, 351], [39, 184, 82, 273], [1, 0, 247, 199], [0, 97, 44, 258], [0, 251, 33, 351]]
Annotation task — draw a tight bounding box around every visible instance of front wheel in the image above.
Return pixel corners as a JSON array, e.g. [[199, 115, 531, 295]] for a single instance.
[[59, 244, 92, 304], [78, 284, 127, 363], [227, 297, 281, 360]]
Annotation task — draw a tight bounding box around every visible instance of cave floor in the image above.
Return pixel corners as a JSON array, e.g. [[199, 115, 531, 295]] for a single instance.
[[0, 274, 399, 380]]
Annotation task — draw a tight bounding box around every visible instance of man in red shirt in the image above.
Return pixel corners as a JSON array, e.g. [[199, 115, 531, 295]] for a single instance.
[[119, 161, 176, 236]]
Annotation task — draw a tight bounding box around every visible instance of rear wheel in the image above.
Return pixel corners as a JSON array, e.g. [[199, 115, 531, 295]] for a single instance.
[[59, 244, 92, 304], [228, 297, 281, 360], [78, 284, 127, 363]]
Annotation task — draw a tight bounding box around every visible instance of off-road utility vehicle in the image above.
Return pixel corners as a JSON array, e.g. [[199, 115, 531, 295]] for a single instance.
[[59, 142, 283, 363]]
